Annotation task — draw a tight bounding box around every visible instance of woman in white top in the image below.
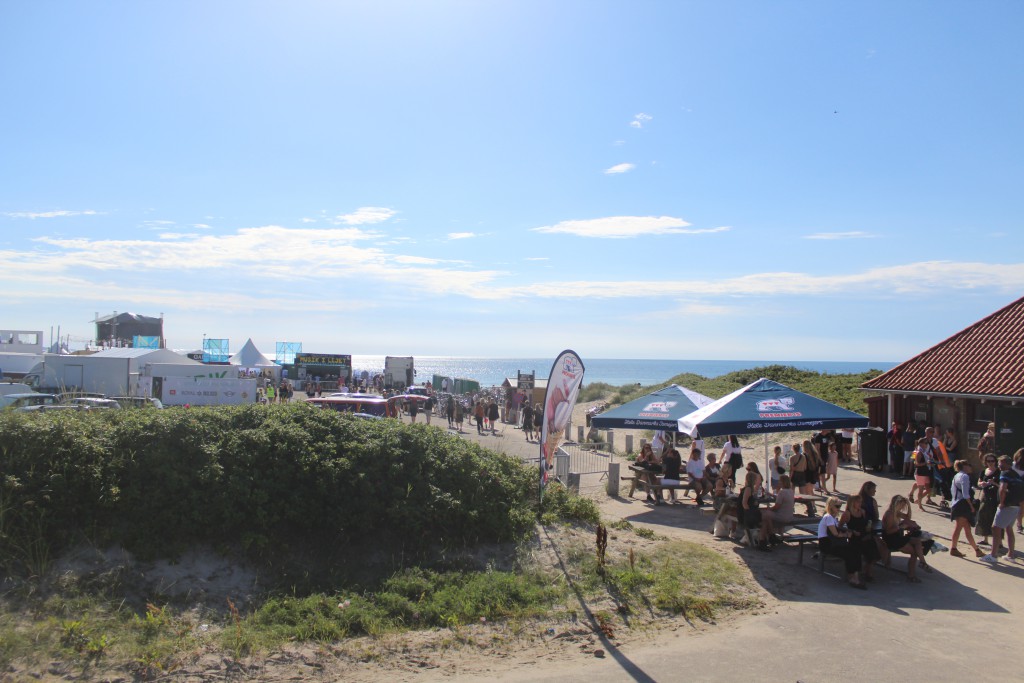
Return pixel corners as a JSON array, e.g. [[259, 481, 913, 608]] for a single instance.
[[817, 496, 867, 589], [949, 460, 983, 558], [723, 435, 743, 473], [685, 447, 709, 505], [770, 445, 787, 493]]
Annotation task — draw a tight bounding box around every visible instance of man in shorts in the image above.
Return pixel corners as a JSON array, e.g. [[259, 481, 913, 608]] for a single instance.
[[981, 455, 1023, 564]]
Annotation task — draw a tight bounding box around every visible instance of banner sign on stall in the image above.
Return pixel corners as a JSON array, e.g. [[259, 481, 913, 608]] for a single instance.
[[540, 350, 585, 489]]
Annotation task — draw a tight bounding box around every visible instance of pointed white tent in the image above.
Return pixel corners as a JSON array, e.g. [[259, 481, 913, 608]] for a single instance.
[[229, 339, 277, 368]]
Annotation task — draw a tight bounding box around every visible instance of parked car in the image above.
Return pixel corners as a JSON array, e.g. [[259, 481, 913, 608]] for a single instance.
[[18, 404, 86, 413], [0, 392, 59, 410], [109, 396, 164, 409], [66, 397, 122, 410]]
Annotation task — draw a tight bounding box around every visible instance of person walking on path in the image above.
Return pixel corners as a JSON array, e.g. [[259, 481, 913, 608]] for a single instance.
[[949, 460, 984, 558], [975, 453, 1000, 546], [488, 401, 500, 434], [424, 395, 434, 425], [522, 402, 535, 441], [981, 455, 1023, 564], [474, 401, 485, 435], [454, 401, 464, 433]]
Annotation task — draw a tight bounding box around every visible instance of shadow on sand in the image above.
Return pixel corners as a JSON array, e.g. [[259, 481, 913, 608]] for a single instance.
[[608, 493, 1011, 618]]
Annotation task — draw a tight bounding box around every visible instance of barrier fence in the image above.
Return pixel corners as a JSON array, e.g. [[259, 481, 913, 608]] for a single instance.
[[555, 441, 616, 491]]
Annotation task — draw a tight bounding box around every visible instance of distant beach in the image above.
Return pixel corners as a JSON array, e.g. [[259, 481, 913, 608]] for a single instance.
[[349, 356, 895, 388]]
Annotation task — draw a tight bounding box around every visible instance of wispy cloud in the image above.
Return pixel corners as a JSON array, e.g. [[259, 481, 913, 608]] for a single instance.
[[604, 163, 635, 175], [332, 207, 396, 225], [300, 217, 317, 224], [630, 113, 653, 129], [532, 216, 729, 239], [447, 232, 476, 240], [2, 225, 504, 303], [525, 257, 549, 261], [192, 223, 212, 230], [158, 233, 201, 240], [4, 209, 99, 219], [803, 231, 875, 240], [477, 261, 1024, 300]]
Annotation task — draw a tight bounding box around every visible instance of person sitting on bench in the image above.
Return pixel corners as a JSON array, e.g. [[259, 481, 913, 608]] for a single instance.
[[818, 497, 868, 589], [759, 474, 796, 544], [636, 443, 662, 503], [657, 447, 683, 505], [686, 446, 710, 505]]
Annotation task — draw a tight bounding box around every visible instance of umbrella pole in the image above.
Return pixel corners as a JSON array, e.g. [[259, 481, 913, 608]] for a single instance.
[[764, 433, 770, 495]]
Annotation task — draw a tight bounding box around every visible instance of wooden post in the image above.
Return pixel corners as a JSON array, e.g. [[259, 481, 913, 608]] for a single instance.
[[625, 434, 634, 453], [607, 462, 620, 497]]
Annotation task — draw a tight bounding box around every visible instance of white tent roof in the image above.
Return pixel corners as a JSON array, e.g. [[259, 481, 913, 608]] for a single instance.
[[229, 338, 276, 367]]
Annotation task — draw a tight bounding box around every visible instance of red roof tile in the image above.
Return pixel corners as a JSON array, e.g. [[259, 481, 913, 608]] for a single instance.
[[862, 295, 1024, 398]]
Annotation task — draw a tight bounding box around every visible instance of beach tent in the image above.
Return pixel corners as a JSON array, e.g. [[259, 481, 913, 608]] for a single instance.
[[229, 339, 276, 368], [591, 384, 715, 431], [677, 377, 869, 480]]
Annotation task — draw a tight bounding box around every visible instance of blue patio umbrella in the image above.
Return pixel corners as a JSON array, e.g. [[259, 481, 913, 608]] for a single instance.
[[591, 384, 714, 432], [677, 377, 869, 479]]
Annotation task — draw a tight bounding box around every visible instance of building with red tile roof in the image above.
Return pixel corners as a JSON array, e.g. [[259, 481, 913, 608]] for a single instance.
[[861, 295, 1024, 464]]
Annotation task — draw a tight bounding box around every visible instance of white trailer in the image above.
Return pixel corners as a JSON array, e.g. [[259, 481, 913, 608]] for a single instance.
[[156, 376, 257, 406], [384, 356, 414, 389], [24, 354, 135, 395], [145, 363, 239, 380]]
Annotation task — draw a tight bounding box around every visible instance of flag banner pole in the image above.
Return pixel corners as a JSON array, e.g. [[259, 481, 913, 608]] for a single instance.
[[539, 350, 586, 503]]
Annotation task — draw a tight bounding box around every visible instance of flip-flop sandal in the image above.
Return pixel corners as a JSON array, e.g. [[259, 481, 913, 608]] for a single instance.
[[921, 564, 933, 573], [907, 576, 922, 583]]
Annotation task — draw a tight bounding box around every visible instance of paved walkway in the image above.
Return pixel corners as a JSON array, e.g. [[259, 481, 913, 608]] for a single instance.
[[397, 412, 1024, 681]]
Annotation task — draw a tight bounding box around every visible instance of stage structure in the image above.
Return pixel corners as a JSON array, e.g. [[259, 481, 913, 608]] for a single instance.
[[202, 338, 230, 363]]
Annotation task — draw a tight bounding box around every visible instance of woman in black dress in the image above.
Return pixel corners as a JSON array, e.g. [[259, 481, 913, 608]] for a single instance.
[[841, 495, 880, 582], [974, 453, 999, 545]]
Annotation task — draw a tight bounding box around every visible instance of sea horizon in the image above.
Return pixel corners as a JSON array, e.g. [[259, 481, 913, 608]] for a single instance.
[[347, 356, 896, 389]]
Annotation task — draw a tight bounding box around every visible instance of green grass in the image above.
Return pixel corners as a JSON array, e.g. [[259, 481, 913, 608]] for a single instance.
[[586, 365, 883, 414], [0, 531, 759, 677]]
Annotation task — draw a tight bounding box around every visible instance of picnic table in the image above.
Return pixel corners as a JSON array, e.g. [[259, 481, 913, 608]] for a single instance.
[[625, 464, 694, 500]]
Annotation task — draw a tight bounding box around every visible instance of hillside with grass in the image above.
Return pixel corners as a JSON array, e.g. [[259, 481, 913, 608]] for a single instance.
[[0, 404, 758, 679], [580, 364, 882, 413]]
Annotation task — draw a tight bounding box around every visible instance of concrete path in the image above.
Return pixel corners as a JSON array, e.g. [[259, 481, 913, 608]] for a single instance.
[[399, 413, 1024, 681]]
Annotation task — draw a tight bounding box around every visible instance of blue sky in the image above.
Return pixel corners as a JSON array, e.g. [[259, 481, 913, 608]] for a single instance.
[[2, 1, 1022, 361]]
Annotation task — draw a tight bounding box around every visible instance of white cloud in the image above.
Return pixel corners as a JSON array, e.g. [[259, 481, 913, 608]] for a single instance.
[[604, 163, 635, 175], [613, 140, 625, 146], [300, 217, 317, 224], [3, 225, 505, 303], [630, 113, 653, 129], [332, 207, 396, 225], [192, 223, 212, 230], [803, 231, 875, 240], [447, 232, 476, 240], [531, 216, 730, 239], [525, 257, 549, 261], [158, 232, 201, 240], [477, 261, 1024, 300], [5, 209, 99, 219]]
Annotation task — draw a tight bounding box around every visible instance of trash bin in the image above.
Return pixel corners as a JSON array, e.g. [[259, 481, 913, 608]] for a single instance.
[[857, 427, 886, 472]]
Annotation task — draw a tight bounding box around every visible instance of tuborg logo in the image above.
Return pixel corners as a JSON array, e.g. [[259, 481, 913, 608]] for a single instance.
[[756, 397, 795, 413], [643, 401, 677, 413], [562, 356, 579, 375]]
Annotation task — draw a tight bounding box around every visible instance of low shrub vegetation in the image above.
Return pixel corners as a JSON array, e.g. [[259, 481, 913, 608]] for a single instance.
[[0, 404, 545, 574]]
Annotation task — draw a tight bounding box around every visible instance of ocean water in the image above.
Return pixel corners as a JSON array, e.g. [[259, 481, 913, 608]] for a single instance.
[[350, 356, 895, 388]]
